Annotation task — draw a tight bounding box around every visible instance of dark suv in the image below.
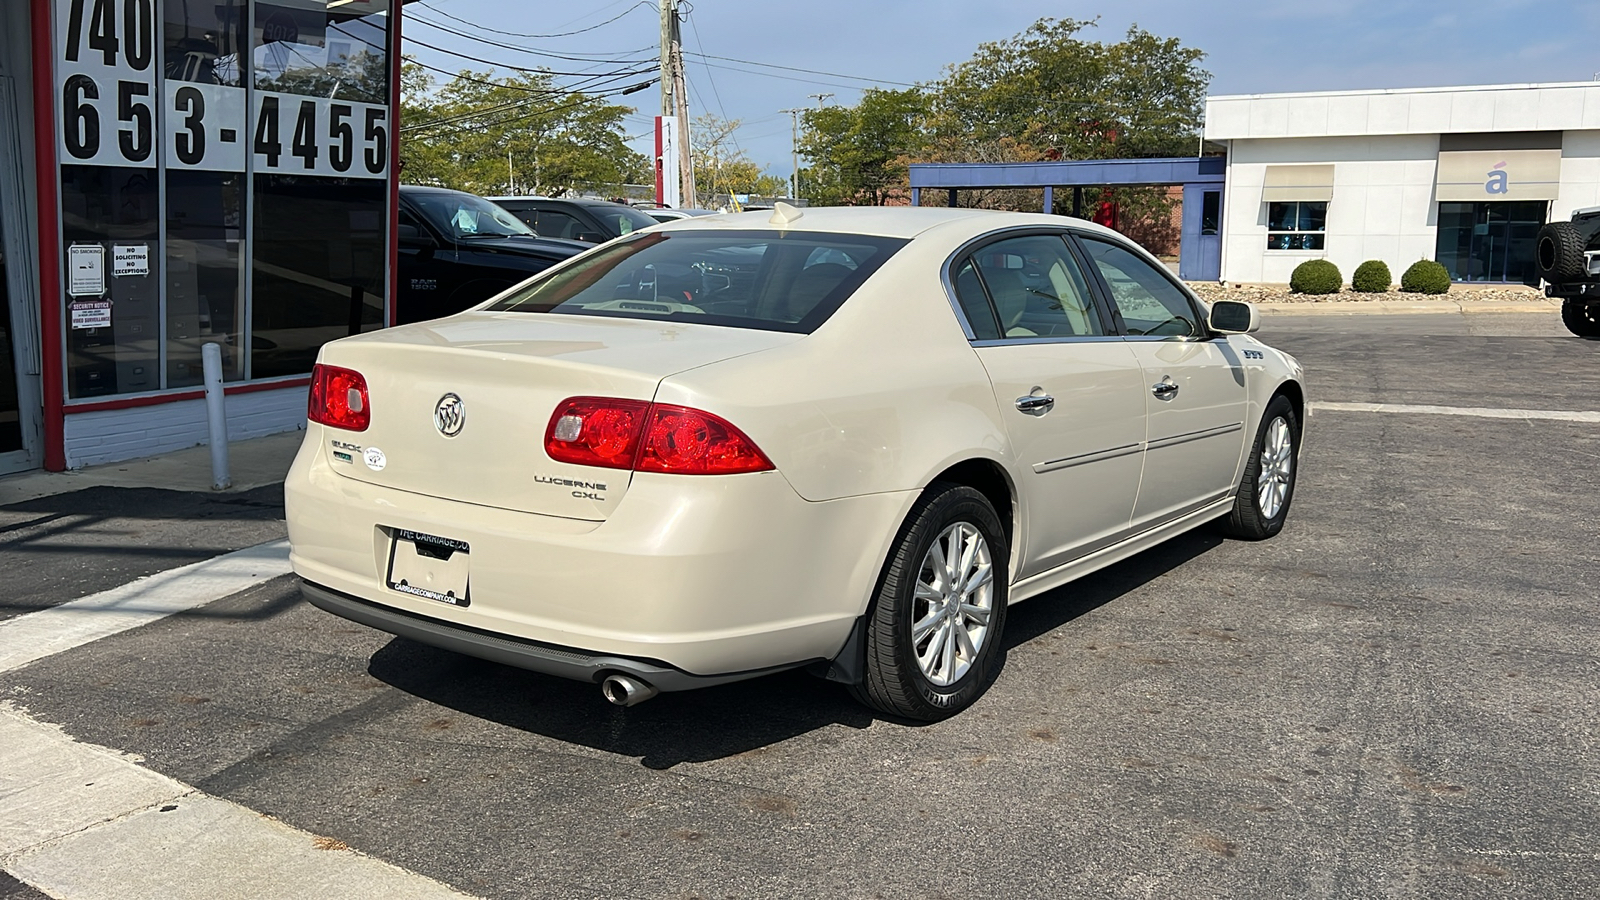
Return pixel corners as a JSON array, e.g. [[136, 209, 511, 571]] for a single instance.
[[398, 186, 588, 324], [1536, 209, 1600, 337], [488, 196, 660, 243]]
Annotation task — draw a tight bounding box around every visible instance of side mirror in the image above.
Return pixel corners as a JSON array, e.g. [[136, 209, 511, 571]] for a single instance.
[[1209, 299, 1260, 334], [397, 223, 436, 250], [576, 231, 607, 244]]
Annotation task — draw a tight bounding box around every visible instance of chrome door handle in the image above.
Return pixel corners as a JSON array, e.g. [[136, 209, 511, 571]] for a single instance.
[[1151, 380, 1180, 400], [1015, 394, 1055, 413]]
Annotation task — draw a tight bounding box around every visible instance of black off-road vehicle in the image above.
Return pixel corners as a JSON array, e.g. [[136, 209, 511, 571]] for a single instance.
[[1537, 209, 1600, 337]]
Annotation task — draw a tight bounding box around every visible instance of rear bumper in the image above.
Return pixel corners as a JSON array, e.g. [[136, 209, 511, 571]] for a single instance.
[[285, 427, 914, 679], [299, 580, 804, 691]]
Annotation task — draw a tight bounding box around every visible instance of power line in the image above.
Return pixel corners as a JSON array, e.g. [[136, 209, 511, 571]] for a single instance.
[[680, 50, 917, 88], [404, 34, 654, 79], [414, 1, 653, 40], [406, 14, 656, 64]]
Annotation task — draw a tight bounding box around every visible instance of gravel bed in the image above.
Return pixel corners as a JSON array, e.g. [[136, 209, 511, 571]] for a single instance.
[[1186, 282, 1548, 304]]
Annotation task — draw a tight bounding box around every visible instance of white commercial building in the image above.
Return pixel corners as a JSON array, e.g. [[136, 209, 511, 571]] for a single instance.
[[1204, 81, 1600, 285]]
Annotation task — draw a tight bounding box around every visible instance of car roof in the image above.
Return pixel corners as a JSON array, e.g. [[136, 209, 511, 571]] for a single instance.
[[487, 196, 634, 209], [649, 205, 1130, 242]]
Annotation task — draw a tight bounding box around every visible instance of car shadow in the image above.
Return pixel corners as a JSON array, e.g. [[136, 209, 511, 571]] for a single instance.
[[366, 527, 1227, 770]]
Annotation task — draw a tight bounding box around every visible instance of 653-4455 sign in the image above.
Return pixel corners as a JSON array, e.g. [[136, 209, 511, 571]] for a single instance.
[[54, 0, 389, 178]]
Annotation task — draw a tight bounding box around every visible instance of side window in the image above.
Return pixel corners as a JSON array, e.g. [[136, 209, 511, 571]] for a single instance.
[[951, 259, 1001, 340], [1078, 237, 1201, 337], [970, 235, 1104, 339], [536, 210, 584, 240], [398, 208, 424, 231], [503, 207, 539, 232]]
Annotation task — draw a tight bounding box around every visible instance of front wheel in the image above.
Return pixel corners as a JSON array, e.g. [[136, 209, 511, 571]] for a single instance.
[[851, 484, 1009, 722], [1217, 394, 1300, 540], [1562, 299, 1600, 338]]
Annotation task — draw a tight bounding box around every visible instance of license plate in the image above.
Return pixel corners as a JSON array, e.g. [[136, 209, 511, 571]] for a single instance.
[[386, 529, 470, 607]]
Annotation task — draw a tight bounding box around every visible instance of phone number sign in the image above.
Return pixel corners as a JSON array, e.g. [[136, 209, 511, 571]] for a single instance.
[[54, 0, 389, 178]]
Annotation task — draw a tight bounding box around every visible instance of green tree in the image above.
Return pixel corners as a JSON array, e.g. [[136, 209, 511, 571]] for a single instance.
[[929, 17, 1208, 162], [399, 62, 649, 196], [797, 88, 930, 206]]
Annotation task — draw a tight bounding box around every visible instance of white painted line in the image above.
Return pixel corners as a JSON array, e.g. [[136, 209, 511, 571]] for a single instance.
[[1311, 401, 1600, 424], [0, 540, 292, 675], [0, 705, 475, 899]]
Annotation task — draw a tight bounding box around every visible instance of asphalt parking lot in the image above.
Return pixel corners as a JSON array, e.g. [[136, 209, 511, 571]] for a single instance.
[[3, 312, 1597, 899]]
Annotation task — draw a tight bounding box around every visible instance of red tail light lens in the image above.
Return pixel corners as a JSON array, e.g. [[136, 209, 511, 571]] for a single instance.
[[544, 397, 773, 475], [544, 397, 652, 469], [638, 404, 773, 474], [308, 364, 370, 431]]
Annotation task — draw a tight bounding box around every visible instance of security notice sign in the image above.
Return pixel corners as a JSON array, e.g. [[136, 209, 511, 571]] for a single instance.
[[69, 300, 112, 330]]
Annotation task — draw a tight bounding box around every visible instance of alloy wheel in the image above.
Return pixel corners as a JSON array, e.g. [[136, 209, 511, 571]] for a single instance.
[[1256, 416, 1294, 519], [911, 522, 995, 687]]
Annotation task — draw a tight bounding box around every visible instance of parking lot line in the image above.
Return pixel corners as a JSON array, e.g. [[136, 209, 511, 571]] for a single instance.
[[0, 705, 476, 900], [1311, 401, 1600, 424], [0, 541, 292, 675]]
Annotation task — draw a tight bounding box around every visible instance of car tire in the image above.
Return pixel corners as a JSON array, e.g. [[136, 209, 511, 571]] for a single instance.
[[1536, 222, 1588, 283], [1217, 394, 1300, 541], [1562, 299, 1600, 338], [850, 483, 1009, 722]]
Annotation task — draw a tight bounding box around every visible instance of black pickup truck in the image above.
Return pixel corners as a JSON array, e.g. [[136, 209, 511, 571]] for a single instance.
[[397, 186, 588, 325], [1536, 210, 1600, 337]]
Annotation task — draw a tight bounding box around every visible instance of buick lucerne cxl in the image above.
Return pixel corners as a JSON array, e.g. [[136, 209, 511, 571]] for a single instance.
[[286, 206, 1306, 721]]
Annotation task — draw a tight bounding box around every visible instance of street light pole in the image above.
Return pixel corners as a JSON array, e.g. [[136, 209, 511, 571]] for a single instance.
[[779, 107, 804, 200]]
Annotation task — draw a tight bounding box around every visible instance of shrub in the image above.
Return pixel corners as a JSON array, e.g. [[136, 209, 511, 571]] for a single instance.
[[1400, 259, 1451, 295], [1351, 260, 1392, 293], [1289, 259, 1342, 295]]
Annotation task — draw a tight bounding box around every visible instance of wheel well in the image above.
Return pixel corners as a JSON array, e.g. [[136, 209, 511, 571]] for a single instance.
[[929, 459, 1015, 548], [1274, 380, 1305, 425]]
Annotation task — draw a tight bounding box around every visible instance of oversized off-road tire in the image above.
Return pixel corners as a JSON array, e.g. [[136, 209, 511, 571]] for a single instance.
[[1536, 222, 1588, 283], [851, 483, 1008, 722], [1217, 394, 1300, 541], [1563, 299, 1600, 338]]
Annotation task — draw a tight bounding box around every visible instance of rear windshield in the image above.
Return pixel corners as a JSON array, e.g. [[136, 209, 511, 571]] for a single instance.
[[488, 230, 907, 333]]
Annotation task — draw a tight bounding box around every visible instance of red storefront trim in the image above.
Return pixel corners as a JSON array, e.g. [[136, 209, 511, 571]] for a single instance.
[[387, 4, 402, 328], [31, 0, 65, 470], [63, 377, 311, 415]]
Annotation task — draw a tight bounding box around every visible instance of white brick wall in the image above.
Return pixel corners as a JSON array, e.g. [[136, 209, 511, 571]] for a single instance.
[[1207, 82, 1600, 141], [63, 386, 308, 469]]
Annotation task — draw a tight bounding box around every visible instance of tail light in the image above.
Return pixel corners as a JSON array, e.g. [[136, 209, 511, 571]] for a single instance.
[[308, 364, 371, 431], [545, 397, 773, 475]]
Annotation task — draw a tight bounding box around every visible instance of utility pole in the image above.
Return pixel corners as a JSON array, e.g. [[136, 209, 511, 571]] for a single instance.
[[808, 92, 833, 109], [780, 108, 804, 200], [659, 0, 697, 207], [506, 150, 515, 195]]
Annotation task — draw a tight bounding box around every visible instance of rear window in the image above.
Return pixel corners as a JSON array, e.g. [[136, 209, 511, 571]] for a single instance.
[[488, 230, 906, 333]]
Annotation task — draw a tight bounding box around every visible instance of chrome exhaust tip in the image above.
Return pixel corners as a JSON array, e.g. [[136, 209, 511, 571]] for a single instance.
[[601, 673, 659, 707]]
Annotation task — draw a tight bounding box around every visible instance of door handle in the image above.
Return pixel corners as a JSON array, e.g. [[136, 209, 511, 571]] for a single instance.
[[1151, 379, 1180, 401], [1015, 394, 1055, 413]]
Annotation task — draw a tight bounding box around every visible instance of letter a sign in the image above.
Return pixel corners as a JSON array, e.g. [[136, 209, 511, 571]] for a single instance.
[[1485, 162, 1509, 195]]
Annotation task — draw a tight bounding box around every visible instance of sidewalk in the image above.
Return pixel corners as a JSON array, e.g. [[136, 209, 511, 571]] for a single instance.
[[0, 429, 305, 506], [1254, 297, 1561, 316]]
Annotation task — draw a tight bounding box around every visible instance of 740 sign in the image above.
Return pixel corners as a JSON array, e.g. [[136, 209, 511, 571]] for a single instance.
[[55, 0, 157, 168]]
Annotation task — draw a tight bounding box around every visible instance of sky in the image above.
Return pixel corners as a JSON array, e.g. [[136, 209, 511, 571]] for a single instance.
[[402, 0, 1600, 184]]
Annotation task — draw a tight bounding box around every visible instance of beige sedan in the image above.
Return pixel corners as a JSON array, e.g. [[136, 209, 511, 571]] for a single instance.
[[286, 206, 1305, 721]]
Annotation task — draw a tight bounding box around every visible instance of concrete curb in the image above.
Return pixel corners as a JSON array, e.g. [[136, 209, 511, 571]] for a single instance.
[[1254, 298, 1559, 316]]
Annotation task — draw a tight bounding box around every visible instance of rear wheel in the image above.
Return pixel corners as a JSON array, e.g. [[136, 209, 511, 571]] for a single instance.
[[1536, 222, 1588, 283], [851, 484, 1008, 722], [1217, 394, 1300, 541], [1562, 299, 1600, 338]]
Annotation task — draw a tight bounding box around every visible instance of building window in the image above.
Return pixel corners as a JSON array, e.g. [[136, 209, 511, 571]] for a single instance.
[[1266, 201, 1326, 250]]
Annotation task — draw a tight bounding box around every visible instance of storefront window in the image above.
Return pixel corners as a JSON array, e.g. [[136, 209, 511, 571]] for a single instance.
[[51, 0, 392, 399], [1435, 201, 1547, 285], [61, 165, 161, 397], [251, 175, 385, 377], [1266, 201, 1326, 251]]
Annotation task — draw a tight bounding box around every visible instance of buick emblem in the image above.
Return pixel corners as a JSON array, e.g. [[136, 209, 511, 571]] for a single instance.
[[434, 393, 465, 437]]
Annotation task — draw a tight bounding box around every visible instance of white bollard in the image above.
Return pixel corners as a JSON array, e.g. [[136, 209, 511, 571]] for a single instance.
[[202, 341, 232, 491]]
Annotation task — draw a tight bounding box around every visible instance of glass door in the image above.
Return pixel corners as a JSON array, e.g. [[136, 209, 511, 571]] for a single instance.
[[1435, 201, 1547, 285], [0, 68, 40, 475]]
